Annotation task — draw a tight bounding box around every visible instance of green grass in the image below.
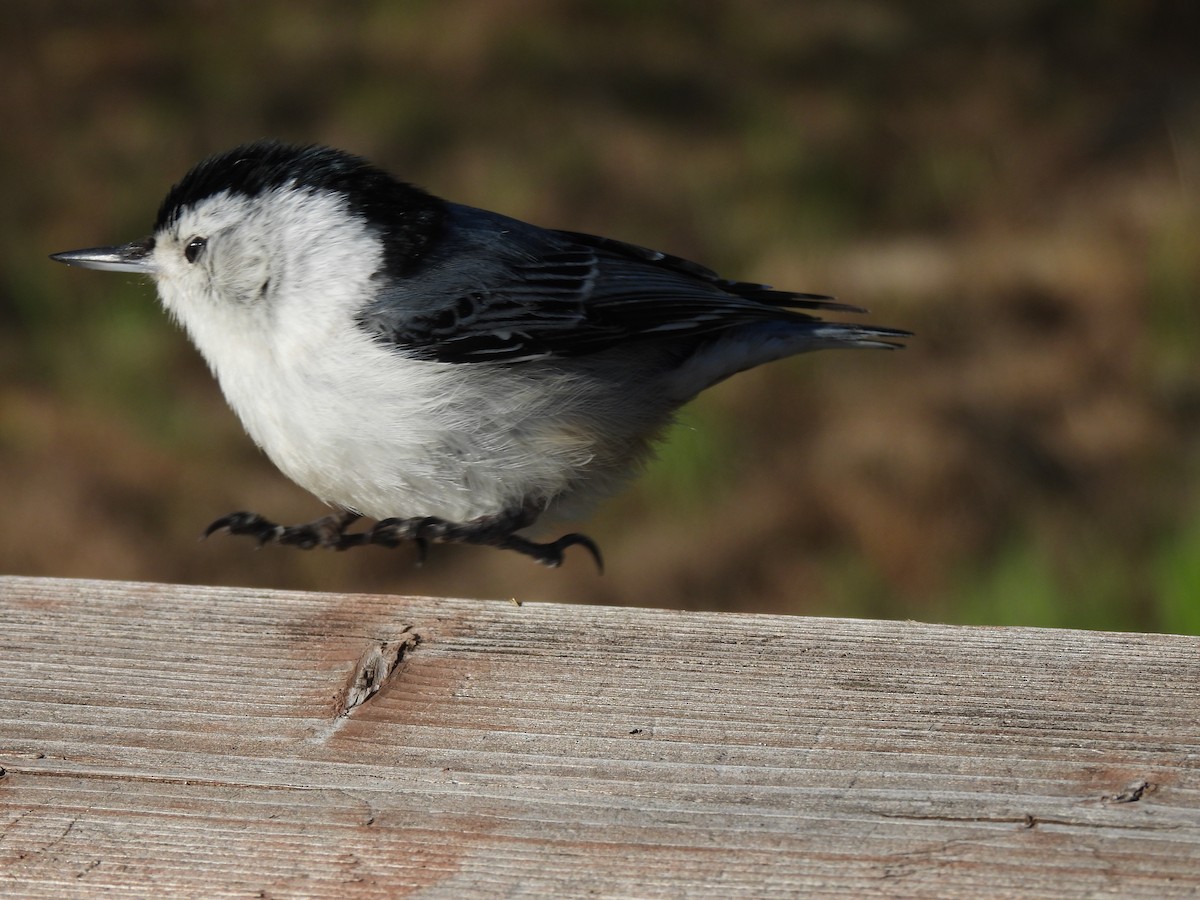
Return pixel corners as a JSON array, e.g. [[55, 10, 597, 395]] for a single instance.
[[1153, 512, 1200, 636], [640, 403, 739, 515]]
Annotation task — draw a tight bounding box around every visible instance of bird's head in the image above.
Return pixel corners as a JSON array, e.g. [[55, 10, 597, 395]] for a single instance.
[[52, 141, 445, 350]]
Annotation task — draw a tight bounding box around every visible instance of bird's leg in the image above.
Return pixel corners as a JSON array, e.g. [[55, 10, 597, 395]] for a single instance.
[[203, 505, 603, 571], [203, 509, 363, 550], [365, 505, 604, 572]]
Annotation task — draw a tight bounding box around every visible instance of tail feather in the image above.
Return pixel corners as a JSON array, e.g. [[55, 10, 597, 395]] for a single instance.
[[669, 319, 912, 398], [809, 322, 912, 350]]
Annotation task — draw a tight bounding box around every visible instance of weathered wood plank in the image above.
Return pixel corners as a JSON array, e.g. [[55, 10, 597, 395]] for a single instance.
[[1, 575, 1198, 897]]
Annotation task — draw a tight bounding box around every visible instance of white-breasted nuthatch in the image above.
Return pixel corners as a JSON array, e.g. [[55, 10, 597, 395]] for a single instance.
[[52, 141, 908, 570]]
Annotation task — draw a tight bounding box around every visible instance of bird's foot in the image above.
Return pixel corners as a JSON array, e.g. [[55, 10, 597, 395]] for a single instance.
[[203, 510, 364, 550], [365, 509, 604, 572], [203, 507, 603, 571]]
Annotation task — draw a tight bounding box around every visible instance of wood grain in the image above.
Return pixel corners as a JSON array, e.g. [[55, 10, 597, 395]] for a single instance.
[[1, 575, 1199, 897]]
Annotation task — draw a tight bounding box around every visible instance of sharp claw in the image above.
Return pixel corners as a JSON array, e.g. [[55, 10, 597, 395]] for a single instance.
[[501, 531, 604, 571], [202, 514, 235, 540], [202, 511, 261, 540], [548, 533, 604, 573], [572, 534, 605, 574]]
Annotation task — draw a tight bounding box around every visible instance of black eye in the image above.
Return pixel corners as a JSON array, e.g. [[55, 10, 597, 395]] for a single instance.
[[184, 236, 207, 264]]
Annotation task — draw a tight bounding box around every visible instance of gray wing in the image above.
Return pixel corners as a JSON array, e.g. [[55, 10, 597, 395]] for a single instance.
[[356, 207, 866, 364]]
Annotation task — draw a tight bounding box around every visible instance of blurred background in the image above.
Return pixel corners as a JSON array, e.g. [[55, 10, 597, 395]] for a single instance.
[[3, 1, 1199, 630]]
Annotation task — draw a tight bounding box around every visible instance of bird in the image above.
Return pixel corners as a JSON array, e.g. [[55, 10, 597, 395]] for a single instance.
[[51, 140, 909, 570]]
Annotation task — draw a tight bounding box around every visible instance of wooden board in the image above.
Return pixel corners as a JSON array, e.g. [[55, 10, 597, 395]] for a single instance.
[[1, 575, 1199, 896]]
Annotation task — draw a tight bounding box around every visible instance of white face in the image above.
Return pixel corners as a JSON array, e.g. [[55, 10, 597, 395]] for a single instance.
[[153, 191, 273, 323], [149, 187, 384, 364]]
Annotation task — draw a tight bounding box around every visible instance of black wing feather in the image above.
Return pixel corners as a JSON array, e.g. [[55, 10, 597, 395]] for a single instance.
[[357, 206, 860, 363]]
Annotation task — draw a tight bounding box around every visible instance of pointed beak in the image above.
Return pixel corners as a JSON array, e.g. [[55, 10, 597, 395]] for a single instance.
[[50, 237, 157, 275]]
